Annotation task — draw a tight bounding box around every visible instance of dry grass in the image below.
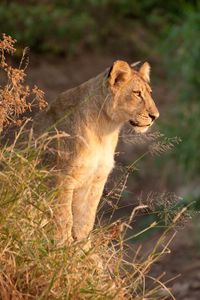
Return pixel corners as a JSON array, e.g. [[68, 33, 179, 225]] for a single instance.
[[0, 136, 184, 299], [0, 34, 47, 129], [0, 34, 187, 299]]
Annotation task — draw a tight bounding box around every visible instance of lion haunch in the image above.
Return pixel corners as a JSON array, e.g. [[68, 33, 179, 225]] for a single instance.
[[33, 60, 159, 244]]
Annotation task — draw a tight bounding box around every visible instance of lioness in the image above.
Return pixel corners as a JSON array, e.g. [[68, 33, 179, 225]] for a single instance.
[[33, 60, 159, 244]]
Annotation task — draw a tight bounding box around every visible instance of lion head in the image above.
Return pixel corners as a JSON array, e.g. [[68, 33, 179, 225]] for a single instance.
[[106, 60, 159, 133]]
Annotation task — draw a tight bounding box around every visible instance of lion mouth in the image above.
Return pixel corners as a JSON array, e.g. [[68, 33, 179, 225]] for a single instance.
[[129, 120, 138, 127], [129, 120, 151, 127]]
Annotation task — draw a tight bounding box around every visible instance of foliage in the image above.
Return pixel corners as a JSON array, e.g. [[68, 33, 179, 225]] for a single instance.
[[0, 0, 197, 55], [161, 8, 200, 177], [0, 3, 95, 55]]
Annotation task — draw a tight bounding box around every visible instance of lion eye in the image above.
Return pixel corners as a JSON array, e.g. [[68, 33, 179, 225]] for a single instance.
[[133, 91, 142, 97]]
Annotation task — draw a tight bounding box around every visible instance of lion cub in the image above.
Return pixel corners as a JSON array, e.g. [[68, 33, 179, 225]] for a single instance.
[[33, 60, 159, 243]]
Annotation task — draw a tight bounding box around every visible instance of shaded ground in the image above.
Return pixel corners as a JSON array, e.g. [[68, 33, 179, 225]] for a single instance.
[[25, 52, 199, 300], [151, 223, 200, 300]]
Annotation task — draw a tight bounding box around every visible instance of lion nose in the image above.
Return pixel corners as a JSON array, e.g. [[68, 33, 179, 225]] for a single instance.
[[149, 111, 159, 121]]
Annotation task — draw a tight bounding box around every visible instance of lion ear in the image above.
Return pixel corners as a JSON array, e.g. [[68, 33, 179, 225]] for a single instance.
[[139, 62, 151, 82], [108, 60, 131, 91]]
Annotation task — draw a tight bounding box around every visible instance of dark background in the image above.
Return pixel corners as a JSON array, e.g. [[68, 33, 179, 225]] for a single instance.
[[1, 1, 200, 299]]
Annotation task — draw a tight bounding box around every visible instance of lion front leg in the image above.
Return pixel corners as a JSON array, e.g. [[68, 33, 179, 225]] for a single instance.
[[54, 177, 74, 245], [72, 179, 106, 242]]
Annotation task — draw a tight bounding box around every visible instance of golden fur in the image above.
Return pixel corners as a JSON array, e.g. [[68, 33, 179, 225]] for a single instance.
[[33, 60, 159, 243]]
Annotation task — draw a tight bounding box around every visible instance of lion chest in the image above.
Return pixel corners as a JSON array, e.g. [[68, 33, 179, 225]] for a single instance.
[[89, 147, 114, 181], [75, 136, 117, 186]]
